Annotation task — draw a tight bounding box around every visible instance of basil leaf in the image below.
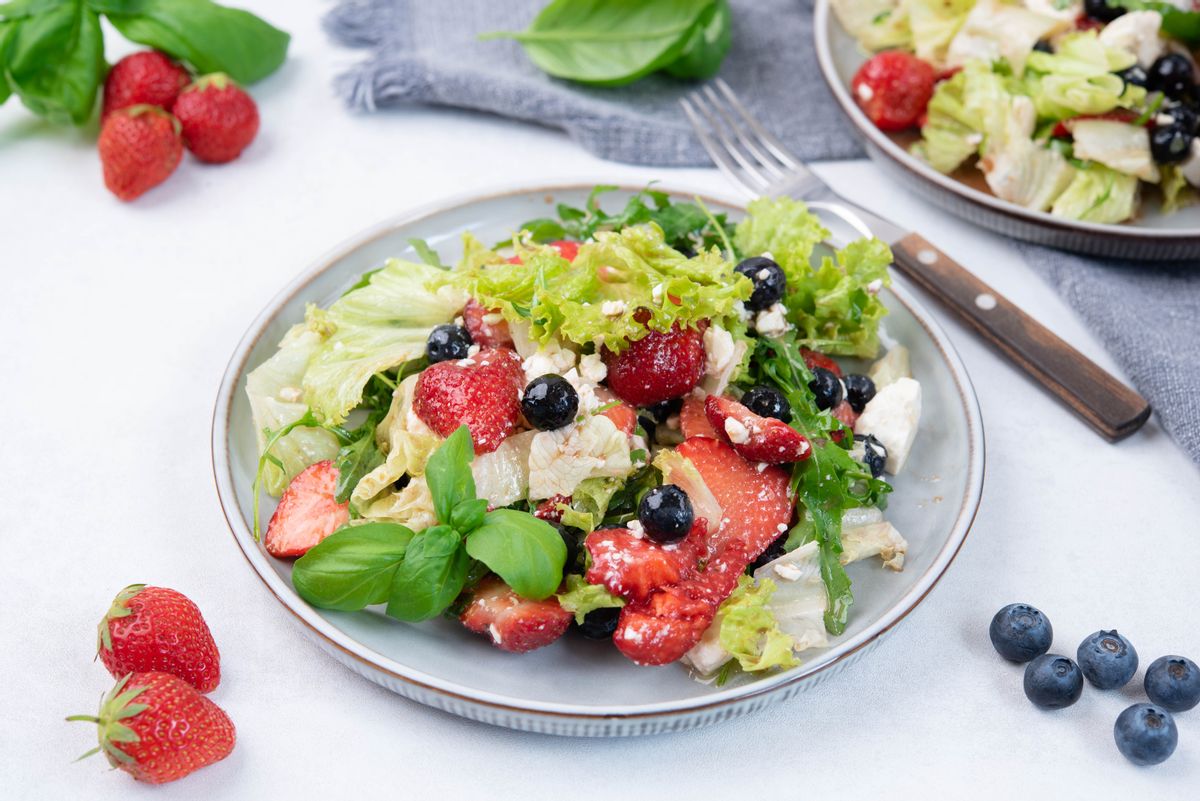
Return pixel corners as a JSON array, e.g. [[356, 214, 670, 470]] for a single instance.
[[386, 525, 470, 621], [482, 0, 715, 87], [333, 420, 384, 505], [292, 523, 415, 611], [449, 497, 488, 534], [464, 509, 566, 600], [424, 425, 476, 525], [105, 0, 289, 84], [3, 1, 104, 124], [664, 0, 731, 80]]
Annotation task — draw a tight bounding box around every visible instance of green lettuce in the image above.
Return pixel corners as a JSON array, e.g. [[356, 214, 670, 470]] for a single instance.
[[245, 325, 341, 495], [1051, 165, 1140, 223], [445, 224, 751, 352], [717, 576, 799, 672], [559, 476, 624, 533], [829, 0, 912, 52], [906, 0, 973, 66], [557, 574, 624, 624], [734, 196, 830, 286], [301, 260, 466, 423], [1159, 165, 1195, 215], [788, 238, 894, 358], [1025, 32, 1144, 120], [914, 60, 1012, 173]]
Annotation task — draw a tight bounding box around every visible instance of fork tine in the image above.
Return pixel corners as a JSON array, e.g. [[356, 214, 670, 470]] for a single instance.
[[684, 91, 773, 191], [700, 85, 787, 180], [680, 96, 769, 195], [713, 77, 801, 170]]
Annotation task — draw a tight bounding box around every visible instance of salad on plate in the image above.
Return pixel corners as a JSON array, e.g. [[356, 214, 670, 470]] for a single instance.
[[834, 0, 1200, 223], [245, 188, 923, 683]]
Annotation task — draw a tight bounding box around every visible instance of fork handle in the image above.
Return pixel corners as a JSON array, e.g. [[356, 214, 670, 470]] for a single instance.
[[891, 232, 1151, 442]]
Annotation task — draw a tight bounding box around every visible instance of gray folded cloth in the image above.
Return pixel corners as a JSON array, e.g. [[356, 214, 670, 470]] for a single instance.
[[325, 0, 1200, 464]]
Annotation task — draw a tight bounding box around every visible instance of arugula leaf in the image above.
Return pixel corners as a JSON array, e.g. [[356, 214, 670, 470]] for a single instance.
[[386, 525, 470, 621], [292, 522, 415, 611], [333, 418, 384, 506], [105, 0, 289, 84], [464, 509, 566, 600], [481, 0, 725, 87], [424, 425, 476, 525]]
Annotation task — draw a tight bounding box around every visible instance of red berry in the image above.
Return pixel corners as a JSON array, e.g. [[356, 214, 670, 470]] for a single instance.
[[595, 386, 637, 436], [265, 460, 350, 558], [831, 399, 860, 430], [533, 495, 571, 522], [801, 347, 843, 378], [102, 51, 190, 120], [679, 392, 718, 439], [70, 672, 235, 784], [585, 519, 708, 603], [97, 585, 221, 693], [459, 576, 572, 653], [704, 395, 812, 464], [413, 347, 524, 454], [851, 51, 935, 132], [603, 321, 706, 406], [98, 105, 183, 201], [462, 298, 515, 348], [172, 73, 259, 164]]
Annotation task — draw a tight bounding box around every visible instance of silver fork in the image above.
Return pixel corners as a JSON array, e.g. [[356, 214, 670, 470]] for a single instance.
[[681, 79, 1150, 443]]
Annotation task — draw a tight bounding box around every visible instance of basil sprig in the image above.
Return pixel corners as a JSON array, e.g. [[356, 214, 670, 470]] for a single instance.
[[292, 426, 568, 621], [482, 0, 731, 87], [0, 0, 289, 125]]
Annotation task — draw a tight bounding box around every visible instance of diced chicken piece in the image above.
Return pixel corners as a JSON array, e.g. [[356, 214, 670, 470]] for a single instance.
[[1098, 11, 1165, 68], [1071, 120, 1160, 182], [854, 377, 922, 475]]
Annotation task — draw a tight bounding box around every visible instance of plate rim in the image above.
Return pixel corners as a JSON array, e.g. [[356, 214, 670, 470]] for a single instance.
[[812, 0, 1198, 243], [210, 180, 986, 724]]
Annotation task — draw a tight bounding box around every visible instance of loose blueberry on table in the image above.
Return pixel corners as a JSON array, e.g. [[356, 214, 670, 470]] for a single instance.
[[1144, 655, 1200, 713], [1077, 630, 1138, 690], [1113, 703, 1178, 766], [1023, 654, 1084, 710], [989, 603, 1053, 663]]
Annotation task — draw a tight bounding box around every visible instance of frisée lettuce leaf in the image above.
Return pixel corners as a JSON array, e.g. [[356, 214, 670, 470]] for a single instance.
[[557, 574, 625, 624], [717, 576, 799, 672], [1051, 164, 1140, 223]]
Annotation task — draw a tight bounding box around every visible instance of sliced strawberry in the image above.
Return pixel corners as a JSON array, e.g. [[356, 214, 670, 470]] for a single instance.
[[264, 461, 350, 558], [676, 437, 792, 557], [534, 494, 571, 523], [506, 240, 579, 265], [595, 386, 637, 435], [413, 347, 524, 454], [462, 298, 514, 349], [831, 399, 860, 429], [585, 519, 707, 603], [679, 392, 719, 439], [459, 576, 572, 653], [801, 348, 842, 378], [1051, 109, 1140, 138], [704, 395, 812, 464], [603, 321, 706, 406]]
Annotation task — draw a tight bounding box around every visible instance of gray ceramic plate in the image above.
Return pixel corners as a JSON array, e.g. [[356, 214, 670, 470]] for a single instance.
[[211, 183, 985, 736], [814, 0, 1200, 261]]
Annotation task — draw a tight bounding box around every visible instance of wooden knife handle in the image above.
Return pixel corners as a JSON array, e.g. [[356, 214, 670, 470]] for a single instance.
[[891, 232, 1151, 442]]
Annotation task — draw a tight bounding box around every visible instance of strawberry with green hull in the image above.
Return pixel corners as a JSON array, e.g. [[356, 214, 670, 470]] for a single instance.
[[97, 585, 221, 693], [69, 672, 235, 784], [102, 51, 190, 121], [172, 73, 260, 164], [98, 105, 183, 201]]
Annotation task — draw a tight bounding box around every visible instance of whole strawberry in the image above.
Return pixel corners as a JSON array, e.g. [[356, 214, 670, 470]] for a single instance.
[[98, 105, 183, 201], [172, 73, 260, 163], [102, 51, 191, 120], [69, 672, 235, 784], [97, 585, 221, 693]]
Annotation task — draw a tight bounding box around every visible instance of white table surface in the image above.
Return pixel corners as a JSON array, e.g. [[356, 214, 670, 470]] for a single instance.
[[3, 3, 1197, 798]]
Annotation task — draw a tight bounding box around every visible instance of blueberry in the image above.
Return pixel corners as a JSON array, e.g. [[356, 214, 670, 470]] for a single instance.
[[637, 414, 657, 441], [735, 256, 786, 311], [1114, 704, 1178, 766], [808, 367, 843, 411], [425, 324, 472, 364], [1148, 54, 1196, 99], [1116, 64, 1149, 89], [851, 434, 887, 478], [1162, 102, 1199, 135], [1083, 0, 1125, 22], [521, 374, 578, 430], [554, 523, 583, 570], [638, 484, 693, 543], [1150, 124, 1194, 164], [1023, 654, 1084, 709], [1032, 39, 1054, 55], [741, 385, 792, 422], [1077, 630, 1139, 689], [575, 606, 621, 640], [1144, 655, 1200, 713], [842, 373, 876, 413], [989, 603, 1053, 663], [645, 397, 683, 423], [749, 532, 788, 572]]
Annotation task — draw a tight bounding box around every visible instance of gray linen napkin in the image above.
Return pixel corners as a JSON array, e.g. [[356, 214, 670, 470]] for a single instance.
[[325, 0, 1200, 463]]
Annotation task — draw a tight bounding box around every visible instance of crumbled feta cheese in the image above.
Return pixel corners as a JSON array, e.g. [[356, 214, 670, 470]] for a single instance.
[[772, 561, 805, 582], [753, 303, 790, 338], [279, 386, 303, 403], [562, 367, 600, 413], [467, 344, 480, 358], [627, 520, 645, 538], [665, 414, 681, 431], [856, 83, 874, 102], [700, 323, 746, 396], [482, 312, 505, 326], [866, 278, 883, 295], [756, 268, 771, 281], [453, 315, 464, 327], [522, 339, 577, 384], [733, 300, 752, 323], [724, 417, 750, 444], [601, 300, 627, 318], [578, 352, 607, 384]]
